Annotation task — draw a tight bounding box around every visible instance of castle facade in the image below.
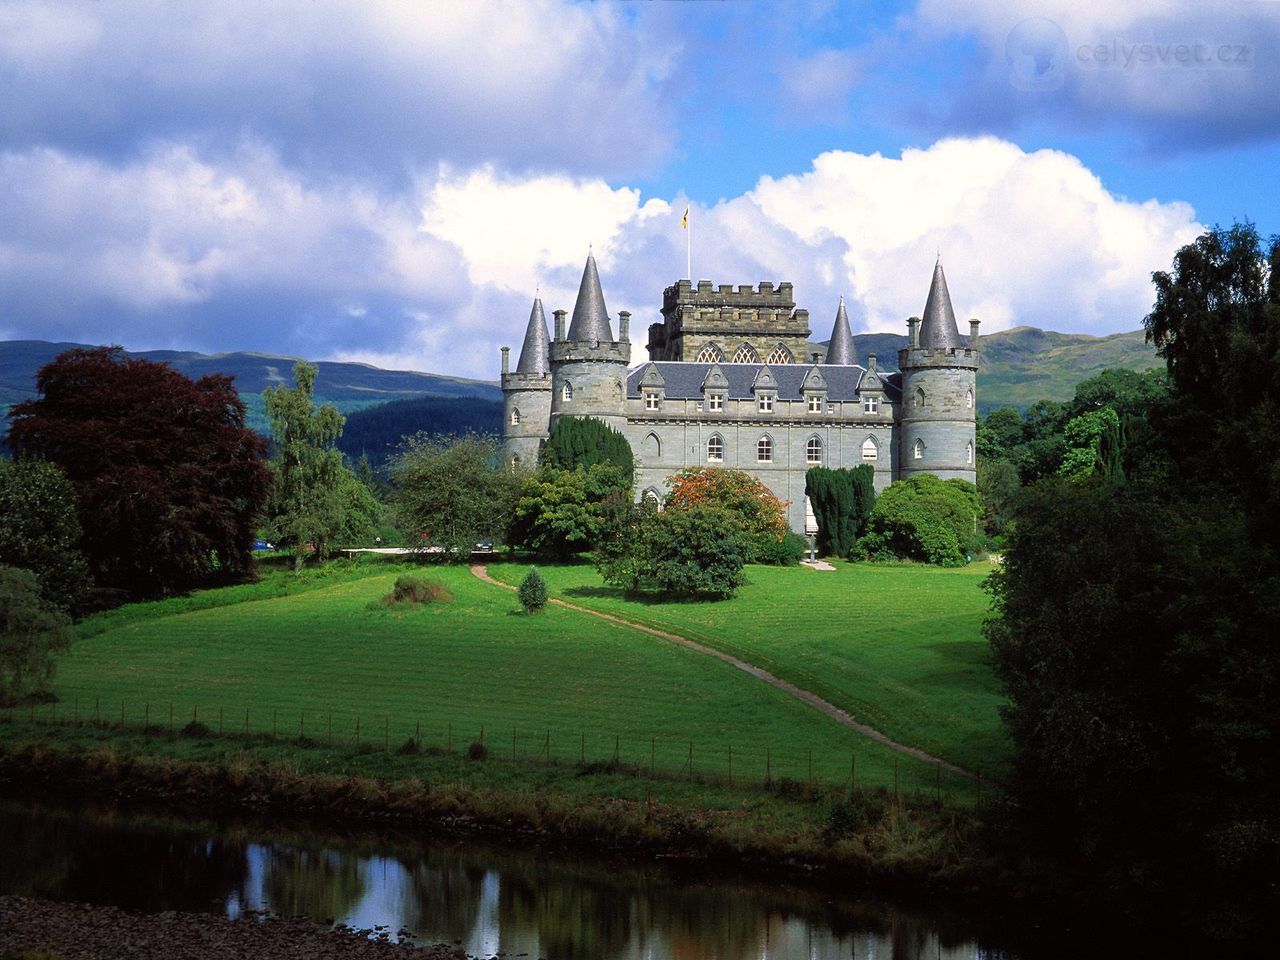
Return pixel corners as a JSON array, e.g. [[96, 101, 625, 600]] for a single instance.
[[501, 254, 978, 534]]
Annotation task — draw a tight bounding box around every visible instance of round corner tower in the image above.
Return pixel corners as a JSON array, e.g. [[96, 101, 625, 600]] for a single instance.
[[898, 260, 979, 483], [501, 297, 553, 469], [549, 253, 631, 432]]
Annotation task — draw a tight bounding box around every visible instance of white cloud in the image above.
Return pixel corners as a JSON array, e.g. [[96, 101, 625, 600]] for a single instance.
[[0, 137, 1202, 379]]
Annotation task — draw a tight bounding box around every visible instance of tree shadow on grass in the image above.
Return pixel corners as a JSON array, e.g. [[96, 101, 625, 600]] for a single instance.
[[562, 585, 727, 606]]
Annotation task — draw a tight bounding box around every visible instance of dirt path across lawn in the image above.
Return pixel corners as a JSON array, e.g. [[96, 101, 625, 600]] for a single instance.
[[470, 564, 978, 780]]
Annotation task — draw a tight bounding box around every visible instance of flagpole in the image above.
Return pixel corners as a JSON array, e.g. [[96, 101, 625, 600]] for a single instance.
[[686, 209, 692, 281]]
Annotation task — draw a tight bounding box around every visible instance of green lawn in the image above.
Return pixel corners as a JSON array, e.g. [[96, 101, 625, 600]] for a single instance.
[[39, 561, 978, 801], [488, 559, 1010, 776]]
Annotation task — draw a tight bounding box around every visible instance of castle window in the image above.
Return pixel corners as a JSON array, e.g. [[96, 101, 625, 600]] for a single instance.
[[914, 388, 925, 408], [807, 395, 823, 413], [643, 488, 662, 508], [732, 344, 759, 364], [644, 391, 660, 410], [966, 441, 974, 464], [862, 437, 878, 461], [757, 394, 774, 413], [707, 434, 724, 462], [707, 393, 723, 411], [806, 436, 823, 464], [766, 344, 794, 365], [863, 396, 879, 414], [696, 344, 725, 363], [757, 435, 773, 463], [562, 381, 573, 402], [644, 432, 661, 459], [510, 408, 521, 426], [965, 389, 974, 409], [511, 454, 521, 471], [913, 439, 924, 460]]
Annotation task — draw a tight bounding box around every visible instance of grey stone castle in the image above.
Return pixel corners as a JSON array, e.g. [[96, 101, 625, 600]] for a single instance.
[[501, 253, 978, 533]]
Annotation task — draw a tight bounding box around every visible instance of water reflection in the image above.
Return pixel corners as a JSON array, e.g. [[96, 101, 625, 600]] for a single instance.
[[0, 799, 1013, 959]]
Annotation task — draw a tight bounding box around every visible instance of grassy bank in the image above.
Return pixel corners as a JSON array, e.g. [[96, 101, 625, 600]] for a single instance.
[[43, 561, 980, 801], [487, 559, 1009, 776], [0, 716, 989, 898]]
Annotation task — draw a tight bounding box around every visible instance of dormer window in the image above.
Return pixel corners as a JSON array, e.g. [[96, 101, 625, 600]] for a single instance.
[[644, 391, 660, 410], [807, 395, 823, 413], [863, 396, 878, 414], [707, 393, 723, 412], [758, 394, 774, 413]]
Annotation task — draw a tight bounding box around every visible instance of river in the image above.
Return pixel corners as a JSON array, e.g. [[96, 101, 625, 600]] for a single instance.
[[0, 797, 1024, 959]]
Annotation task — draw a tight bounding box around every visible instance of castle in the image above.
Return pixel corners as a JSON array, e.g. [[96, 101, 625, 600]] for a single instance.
[[501, 254, 978, 534]]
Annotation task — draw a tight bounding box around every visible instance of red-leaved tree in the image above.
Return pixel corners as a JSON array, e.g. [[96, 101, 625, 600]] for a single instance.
[[6, 347, 272, 599]]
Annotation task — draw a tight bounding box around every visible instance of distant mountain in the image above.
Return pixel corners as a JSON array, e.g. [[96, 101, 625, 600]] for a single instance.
[[821, 326, 1161, 411], [3, 325, 1160, 434]]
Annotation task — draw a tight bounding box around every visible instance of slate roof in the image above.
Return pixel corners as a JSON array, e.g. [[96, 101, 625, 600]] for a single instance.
[[824, 299, 857, 365], [515, 297, 550, 374], [627, 362, 901, 401], [919, 260, 965, 350], [567, 253, 614, 342]]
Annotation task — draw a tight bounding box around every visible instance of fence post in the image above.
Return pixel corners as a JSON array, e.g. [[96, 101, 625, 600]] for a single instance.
[[651, 737, 655, 776], [936, 762, 942, 803], [687, 742, 693, 781], [545, 731, 551, 762], [192, 704, 198, 725], [219, 707, 224, 737], [479, 722, 485, 747], [168, 703, 173, 734], [355, 714, 361, 748], [850, 752, 856, 793], [580, 732, 585, 764], [272, 710, 277, 741], [244, 708, 249, 738], [728, 744, 733, 786], [808, 749, 813, 786], [894, 757, 899, 807], [96, 697, 101, 725], [328, 713, 333, 748], [144, 703, 149, 730], [613, 735, 619, 765], [120, 700, 124, 728], [448, 723, 452, 753], [512, 727, 516, 761], [384, 718, 388, 751], [300, 713, 305, 741], [766, 747, 771, 787], [416, 720, 421, 743]]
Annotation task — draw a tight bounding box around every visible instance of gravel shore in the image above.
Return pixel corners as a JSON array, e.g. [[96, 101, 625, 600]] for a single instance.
[[0, 896, 473, 960]]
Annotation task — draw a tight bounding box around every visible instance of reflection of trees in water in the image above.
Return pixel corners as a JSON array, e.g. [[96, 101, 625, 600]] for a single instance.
[[0, 802, 247, 913], [260, 845, 368, 921], [396, 851, 485, 938], [500, 874, 640, 960]]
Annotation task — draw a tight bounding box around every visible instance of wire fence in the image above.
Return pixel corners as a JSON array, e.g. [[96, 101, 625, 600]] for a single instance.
[[2, 696, 984, 809]]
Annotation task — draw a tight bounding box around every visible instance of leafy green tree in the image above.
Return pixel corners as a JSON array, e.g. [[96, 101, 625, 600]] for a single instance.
[[510, 463, 628, 559], [517, 567, 549, 613], [391, 435, 521, 560], [664, 467, 789, 561], [0, 566, 71, 704], [987, 224, 1280, 940], [0, 458, 88, 612], [262, 361, 366, 570], [976, 407, 1024, 462], [976, 458, 1020, 540], [596, 505, 749, 599], [856, 474, 979, 566], [542, 417, 635, 485], [1057, 407, 1121, 481], [6, 347, 270, 598]]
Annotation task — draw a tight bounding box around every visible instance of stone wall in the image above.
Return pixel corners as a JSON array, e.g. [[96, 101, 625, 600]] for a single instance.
[[648, 280, 811, 364]]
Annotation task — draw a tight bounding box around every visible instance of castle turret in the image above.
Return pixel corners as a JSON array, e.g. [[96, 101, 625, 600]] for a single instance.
[[898, 260, 978, 483], [501, 296, 553, 468], [550, 253, 630, 432], [825, 297, 857, 365]]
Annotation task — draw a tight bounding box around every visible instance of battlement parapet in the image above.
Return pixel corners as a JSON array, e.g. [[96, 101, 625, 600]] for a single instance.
[[550, 341, 631, 365], [662, 279, 796, 313]]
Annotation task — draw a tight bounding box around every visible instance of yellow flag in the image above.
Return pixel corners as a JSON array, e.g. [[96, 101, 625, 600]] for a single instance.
[[681, 205, 689, 229]]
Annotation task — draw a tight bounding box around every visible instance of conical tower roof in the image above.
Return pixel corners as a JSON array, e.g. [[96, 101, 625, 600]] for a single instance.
[[515, 296, 550, 374], [567, 252, 614, 342], [919, 260, 964, 350], [825, 297, 857, 365]]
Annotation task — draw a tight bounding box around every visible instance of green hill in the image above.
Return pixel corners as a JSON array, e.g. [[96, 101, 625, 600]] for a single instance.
[[828, 326, 1161, 411]]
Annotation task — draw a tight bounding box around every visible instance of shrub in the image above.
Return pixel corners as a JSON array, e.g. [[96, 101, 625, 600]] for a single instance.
[[384, 575, 453, 606], [805, 465, 876, 557], [465, 739, 489, 761], [517, 567, 549, 613], [0, 566, 71, 705], [665, 467, 787, 542], [542, 416, 635, 486], [751, 530, 808, 566], [855, 474, 979, 566], [597, 505, 750, 599]]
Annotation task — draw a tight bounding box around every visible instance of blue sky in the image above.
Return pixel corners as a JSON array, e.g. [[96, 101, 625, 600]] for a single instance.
[[1, 0, 1277, 378]]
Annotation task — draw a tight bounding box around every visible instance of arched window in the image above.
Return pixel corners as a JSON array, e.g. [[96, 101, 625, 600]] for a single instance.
[[732, 343, 759, 364], [862, 436, 878, 461], [965, 388, 974, 409], [914, 387, 925, 408], [806, 436, 822, 464], [757, 435, 773, 463], [644, 432, 661, 459], [766, 344, 793, 365], [707, 434, 724, 462], [695, 343, 725, 363], [913, 439, 924, 460], [562, 381, 573, 402], [642, 488, 662, 508], [511, 454, 521, 471], [510, 408, 521, 426], [966, 441, 974, 464]]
